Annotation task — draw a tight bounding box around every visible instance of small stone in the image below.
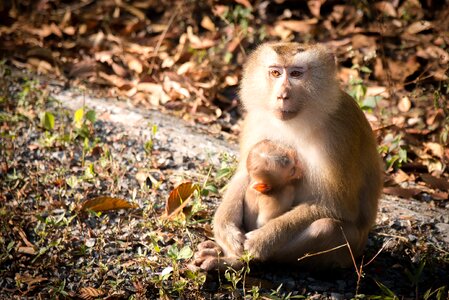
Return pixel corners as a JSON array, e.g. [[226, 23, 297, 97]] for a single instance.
[[330, 292, 343, 300]]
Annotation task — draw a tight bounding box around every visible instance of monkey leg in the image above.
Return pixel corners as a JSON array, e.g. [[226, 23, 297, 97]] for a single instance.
[[274, 218, 368, 269]]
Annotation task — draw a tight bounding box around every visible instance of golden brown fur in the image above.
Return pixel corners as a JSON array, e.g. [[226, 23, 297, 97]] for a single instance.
[[244, 139, 301, 231], [192, 42, 382, 271]]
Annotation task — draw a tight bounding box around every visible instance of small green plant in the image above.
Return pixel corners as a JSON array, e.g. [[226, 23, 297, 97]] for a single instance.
[[423, 286, 447, 300], [223, 251, 253, 297], [40, 111, 55, 131], [144, 123, 158, 154], [346, 64, 380, 111], [404, 260, 426, 298], [269, 284, 305, 299], [73, 107, 96, 139], [378, 133, 408, 171], [152, 244, 205, 297], [201, 152, 238, 196], [374, 279, 399, 300]]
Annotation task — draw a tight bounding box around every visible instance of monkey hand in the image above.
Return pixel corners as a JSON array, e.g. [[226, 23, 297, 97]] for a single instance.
[[215, 223, 246, 257], [244, 228, 274, 261], [189, 241, 244, 271]]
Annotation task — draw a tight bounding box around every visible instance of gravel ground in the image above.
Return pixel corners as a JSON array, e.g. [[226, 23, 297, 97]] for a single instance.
[[1, 79, 448, 299]]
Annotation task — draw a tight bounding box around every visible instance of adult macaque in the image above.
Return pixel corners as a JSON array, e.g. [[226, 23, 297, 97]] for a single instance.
[[194, 42, 382, 271], [244, 139, 302, 231]]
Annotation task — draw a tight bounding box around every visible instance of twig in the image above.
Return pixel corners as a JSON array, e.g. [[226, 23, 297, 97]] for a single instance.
[[297, 244, 347, 261], [148, 11, 178, 75], [363, 238, 393, 267], [340, 226, 361, 278]]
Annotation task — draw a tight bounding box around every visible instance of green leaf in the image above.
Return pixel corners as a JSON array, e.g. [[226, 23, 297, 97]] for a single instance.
[[160, 266, 173, 281], [360, 66, 372, 73], [362, 96, 380, 109], [151, 124, 158, 135], [398, 148, 408, 163], [374, 279, 399, 299], [41, 111, 55, 131], [85, 110, 96, 123], [66, 176, 78, 189], [167, 245, 179, 259], [178, 246, 193, 260], [84, 163, 95, 178]]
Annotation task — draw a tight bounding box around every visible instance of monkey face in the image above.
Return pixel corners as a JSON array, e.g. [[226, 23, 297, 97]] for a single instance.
[[267, 65, 306, 120], [240, 42, 340, 122]]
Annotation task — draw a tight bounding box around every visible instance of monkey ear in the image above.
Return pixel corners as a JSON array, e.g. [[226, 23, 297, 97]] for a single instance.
[[252, 182, 272, 193]]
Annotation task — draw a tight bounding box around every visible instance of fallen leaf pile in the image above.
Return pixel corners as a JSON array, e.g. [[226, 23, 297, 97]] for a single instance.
[[1, 1, 447, 201]]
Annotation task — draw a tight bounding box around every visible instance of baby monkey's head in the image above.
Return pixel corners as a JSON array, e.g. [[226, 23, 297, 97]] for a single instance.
[[246, 139, 302, 193]]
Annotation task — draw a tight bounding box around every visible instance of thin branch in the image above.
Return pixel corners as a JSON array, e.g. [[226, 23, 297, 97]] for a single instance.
[[149, 11, 178, 75], [297, 244, 347, 261]]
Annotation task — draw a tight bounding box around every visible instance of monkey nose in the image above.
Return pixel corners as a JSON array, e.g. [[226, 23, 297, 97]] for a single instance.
[[277, 92, 289, 100]]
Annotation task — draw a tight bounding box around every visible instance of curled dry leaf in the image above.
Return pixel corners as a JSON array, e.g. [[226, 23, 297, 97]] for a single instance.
[[420, 174, 449, 191], [383, 186, 422, 199], [276, 19, 318, 33], [79, 287, 105, 300], [81, 196, 139, 212], [406, 20, 432, 35], [165, 182, 199, 217], [201, 16, 216, 32], [374, 1, 397, 17]]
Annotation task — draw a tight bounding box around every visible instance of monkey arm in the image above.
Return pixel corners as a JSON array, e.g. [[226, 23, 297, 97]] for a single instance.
[[213, 170, 249, 257], [243, 201, 332, 260]]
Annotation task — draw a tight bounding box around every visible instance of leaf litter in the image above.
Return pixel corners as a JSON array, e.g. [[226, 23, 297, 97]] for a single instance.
[[0, 0, 448, 298]]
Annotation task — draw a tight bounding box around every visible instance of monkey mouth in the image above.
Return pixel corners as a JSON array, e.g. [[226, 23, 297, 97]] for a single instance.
[[275, 109, 297, 120]]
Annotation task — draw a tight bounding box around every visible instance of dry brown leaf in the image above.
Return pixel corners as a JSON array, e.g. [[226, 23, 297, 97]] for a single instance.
[[119, 3, 146, 20], [420, 174, 449, 191], [81, 196, 139, 212], [63, 26, 76, 35], [201, 16, 216, 32], [18, 246, 36, 255], [276, 19, 318, 33], [98, 72, 129, 88], [393, 169, 412, 184], [432, 191, 448, 200], [234, 0, 252, 9], [366, 86, 389, 98], [351, 34, 376, 49], [124, 54, 143, 74], [307, 0, 326, 18], [68, 60, 98, 78], [165, 182, 199, 217], [26, 47, 55, 64], [177, 61, 195, 75], [79, 287, 105, 300], [383, 187, 422, 199], [416, 45, 449, 65], [111, 62, 128, 77], [424, 142, 444, 159], [15, 274, 47, 286], [375, 1, 397, 17], [388, 57, 420, 82], [406, 20, 432, 34], [27, 58, 54, 74]]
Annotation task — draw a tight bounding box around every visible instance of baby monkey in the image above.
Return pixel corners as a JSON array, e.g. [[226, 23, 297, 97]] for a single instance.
[[244, 139, 302, 232], [190, 140, 302, 271]]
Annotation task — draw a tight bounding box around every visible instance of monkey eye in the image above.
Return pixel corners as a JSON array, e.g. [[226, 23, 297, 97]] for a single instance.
[[290, 69, 303, 78], [269, 68, 282, 78], [277, 155, 290, 167]]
